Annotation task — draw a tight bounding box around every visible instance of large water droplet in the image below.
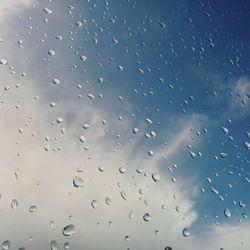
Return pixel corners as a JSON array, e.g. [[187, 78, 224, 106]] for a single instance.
[[73, 176, 84, 187], [1, 241, 10, 250], [63, 224, 76, 236]]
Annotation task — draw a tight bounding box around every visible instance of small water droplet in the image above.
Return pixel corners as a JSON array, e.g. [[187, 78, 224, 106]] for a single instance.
[[143, 213, 151, 222], [48, 50, 55, 56], [79, 136, 86, 143], [244, 141, 250, 150], [151, 173, 160, 182], [120, 191, 127, 201], [133, 128, 139, 134], [91, 200, 98, 209], [80, 55, 87, 61], [119, 167, 126, 174], [87, 93, 95, 99], [29, 205, 37, 213], [182, 227, 190, 237], [105, 197, 111, 206], [0, 59, 7, 65], [125, 235, 130, 242], [224, 208, 231, 219], [64, 242, 70, 249], [43, 7, 53, 14], [11, 199, 18, 209], [148, 150, 154, 156], [57, 117, 63, 123], [189, 151, 196, 159], [53, 78, 61, 85], [75, 21, 83, 27]]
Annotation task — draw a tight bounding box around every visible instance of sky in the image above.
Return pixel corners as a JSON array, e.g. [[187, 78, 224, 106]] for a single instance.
[[0, 0, 249, 249]]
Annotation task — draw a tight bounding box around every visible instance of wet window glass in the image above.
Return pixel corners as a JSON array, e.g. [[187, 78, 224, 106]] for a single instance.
[[0, 0, 249, 249]]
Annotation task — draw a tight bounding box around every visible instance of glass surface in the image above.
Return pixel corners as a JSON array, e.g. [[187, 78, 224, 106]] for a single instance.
[[0, 0, 249, 249]]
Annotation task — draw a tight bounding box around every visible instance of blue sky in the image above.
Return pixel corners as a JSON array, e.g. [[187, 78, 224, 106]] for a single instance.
[[0, 0, 249, 249]]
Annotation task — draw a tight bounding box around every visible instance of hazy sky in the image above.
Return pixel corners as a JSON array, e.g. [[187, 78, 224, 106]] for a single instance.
[[0, 0, 249, 249]]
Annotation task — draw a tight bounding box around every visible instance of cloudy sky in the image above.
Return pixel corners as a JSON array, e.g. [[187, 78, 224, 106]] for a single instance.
[[0, 0, 249, 249]]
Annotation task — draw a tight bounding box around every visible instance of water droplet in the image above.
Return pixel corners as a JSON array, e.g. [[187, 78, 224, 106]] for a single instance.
[[48, 50, 55, 56], [50, 240, 58, 250], [87, 93, 95, 99], [224, 208, 231, 219], [62, 224, 75, 236], [242, 212, 248, 219], [80, 55, 87, 61], [239, 201, 246, 208], [220, 152, 227, 158], [11, 199, 18, 209], [182, 227, 190, 237], [222, 127, 229, 134], [164, 247, 173, 250], [189, 151, 196, 159], [73, 176, 84, 187], [0, 59, 7, 65], [56, 35, 63, 40], [244, 141, 250, 150], [64, 242, 70, 249], [50, 102, 56, 107], [129, 210, 134, 219], [148, 150, 154, 156], [125, 235, 130, 242], [133, 128, 139, 134], [1, 241, 10, 250], [43, 7, 53, 14], [151, 173, 160, 182], [143, 213, 151, 222], [118, 65, 124, 71], [211, 187, 219, 195], [79, 136, 86, 143], [53, 78, 61, 85], [29, 205, 37, 213], [119, 167, 126, 174], [154, 230, 160, 236], [120, 191, 127, 200], [91, 200, 98, 209], [74, 20, 82, 27], [105, 197, 111, 206], [57, 117, 63, 123], [82, 124, 90, 129]]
